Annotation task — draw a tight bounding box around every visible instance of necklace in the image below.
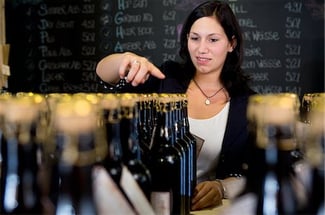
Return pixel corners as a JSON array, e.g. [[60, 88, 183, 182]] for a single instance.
[[192, 79, 224, 105]]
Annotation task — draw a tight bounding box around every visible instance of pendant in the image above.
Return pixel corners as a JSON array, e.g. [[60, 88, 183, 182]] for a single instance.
[[205, 99, 211, 105]]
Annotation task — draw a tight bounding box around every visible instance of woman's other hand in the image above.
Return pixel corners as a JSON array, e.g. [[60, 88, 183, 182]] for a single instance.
[[191, 180, 224, 211]]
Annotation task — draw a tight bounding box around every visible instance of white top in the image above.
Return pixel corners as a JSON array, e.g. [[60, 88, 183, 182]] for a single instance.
[[189, 102, 230, 183]]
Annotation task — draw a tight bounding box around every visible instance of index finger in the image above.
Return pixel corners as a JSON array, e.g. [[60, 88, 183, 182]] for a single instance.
[[148, 64, 165, 79]]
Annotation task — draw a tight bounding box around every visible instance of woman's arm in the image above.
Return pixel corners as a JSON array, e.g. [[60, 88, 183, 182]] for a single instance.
[[96, 52, 165, 87]]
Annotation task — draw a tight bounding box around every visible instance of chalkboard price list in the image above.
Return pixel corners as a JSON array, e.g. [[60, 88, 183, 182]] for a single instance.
[[5, 0, 323, 95], [231, 0, 282, 93], [98, 0, 158, 62], [161, 0, 178, 62], [283, 0, 303, 95], [98, 0, 184, 64], [18, 0, 101, 93], [230, 0, 306, 95]]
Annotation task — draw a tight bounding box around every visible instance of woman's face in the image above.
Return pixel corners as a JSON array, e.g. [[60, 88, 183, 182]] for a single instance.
[[187, 16, 234, 75]]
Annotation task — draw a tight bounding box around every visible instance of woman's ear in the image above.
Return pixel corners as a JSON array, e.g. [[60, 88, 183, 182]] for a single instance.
[[229, 36, 237, 52]]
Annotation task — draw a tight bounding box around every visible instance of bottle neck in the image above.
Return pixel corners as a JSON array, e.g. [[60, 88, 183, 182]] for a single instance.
[[181, 101, 191, 134], [138, 98, 154, 152], [1, 121, 41, 213], [151, 102, 174, 149], [56, 130, 97, 214], [105, 109, 122, 161], [120, 105, 141, 161], [173, 101, 183, 141]]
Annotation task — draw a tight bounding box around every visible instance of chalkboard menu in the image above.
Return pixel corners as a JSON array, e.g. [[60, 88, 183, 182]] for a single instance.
[[5, 0, 324, 96], [231, 0, 324, 96]]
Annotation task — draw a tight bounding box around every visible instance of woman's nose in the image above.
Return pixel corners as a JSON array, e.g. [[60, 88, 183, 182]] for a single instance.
[[198, 41, 208, 53]]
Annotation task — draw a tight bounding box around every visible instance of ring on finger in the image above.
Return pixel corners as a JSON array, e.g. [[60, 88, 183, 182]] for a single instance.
[[132, 60, 140, 65]]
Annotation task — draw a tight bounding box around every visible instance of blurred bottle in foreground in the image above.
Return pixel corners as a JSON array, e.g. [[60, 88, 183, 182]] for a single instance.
[[0, 93, 44, 214], [299, 93, 324, 215], [222, 93, 306, 215], [52, 96, 106, 215]]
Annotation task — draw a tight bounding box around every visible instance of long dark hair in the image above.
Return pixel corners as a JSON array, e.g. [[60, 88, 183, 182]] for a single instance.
[[179, 0, 251, 96]]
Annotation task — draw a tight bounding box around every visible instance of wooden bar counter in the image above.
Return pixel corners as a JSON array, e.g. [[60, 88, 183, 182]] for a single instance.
[[191, 200, 230, 215]]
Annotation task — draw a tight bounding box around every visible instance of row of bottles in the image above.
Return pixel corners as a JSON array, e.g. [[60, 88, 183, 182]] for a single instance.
[[222, 92, 324, 215], [0, 92, 196, 215], [148, 94, 196, 215]]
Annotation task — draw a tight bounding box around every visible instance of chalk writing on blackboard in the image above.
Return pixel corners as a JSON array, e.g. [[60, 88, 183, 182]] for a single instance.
[[5, 0, 324, 96]]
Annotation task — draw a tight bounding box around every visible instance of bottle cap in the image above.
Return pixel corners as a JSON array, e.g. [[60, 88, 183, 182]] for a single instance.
[[54, 97, 97, 133]]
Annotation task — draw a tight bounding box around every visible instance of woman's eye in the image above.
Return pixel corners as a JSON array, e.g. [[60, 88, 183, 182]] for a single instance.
[[189, 36, 199, 41], [209, 38, 218, 42]]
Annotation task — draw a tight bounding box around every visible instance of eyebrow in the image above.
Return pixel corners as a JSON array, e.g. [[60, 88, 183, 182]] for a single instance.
[[189, 32, 221, 37]]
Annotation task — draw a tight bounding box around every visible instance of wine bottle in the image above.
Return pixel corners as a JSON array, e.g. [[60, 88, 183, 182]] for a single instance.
[[171, 94, 192, 214], [0, 94, 43, 214], [118, 93, 152, 200], [227, 93, 304, 215], [179, 94, 197, 200], [300, 93, 324, 215], [99, 93, 139, 212], [148, 94, 185, 215], [137, 93, 156, 165], [53, 96, 106, 215], [42, 93, 72, 210], [100, 93, 124, 184], [100, 93, 156, 214]]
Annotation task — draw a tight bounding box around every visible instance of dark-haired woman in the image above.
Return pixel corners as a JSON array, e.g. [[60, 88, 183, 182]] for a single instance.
[[96, 0, 255, 211]]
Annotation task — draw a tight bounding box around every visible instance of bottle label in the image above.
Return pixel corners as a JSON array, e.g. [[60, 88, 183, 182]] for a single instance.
[[192, 134, 204, 158], [120, 166, 155, 215], [92, 166, 136, 215], [150, 191, 171, 215]]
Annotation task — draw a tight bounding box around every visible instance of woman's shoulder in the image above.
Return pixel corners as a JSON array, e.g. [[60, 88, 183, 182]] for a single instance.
[[232, 87, 256, 97], [229, 88, 256, 106]]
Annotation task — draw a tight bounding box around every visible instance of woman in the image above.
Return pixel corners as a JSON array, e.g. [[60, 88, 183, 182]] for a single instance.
[[96, 0, 255, 211]]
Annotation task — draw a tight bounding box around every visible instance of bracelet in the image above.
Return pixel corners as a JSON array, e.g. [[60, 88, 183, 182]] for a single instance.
[[228, 173, 242, 178], [99, 79, 128, 93], [215, 179, 227, 199]]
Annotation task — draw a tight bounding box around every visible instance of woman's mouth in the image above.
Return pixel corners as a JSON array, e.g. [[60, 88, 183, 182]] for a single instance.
[[196, 56, 211, 64]]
